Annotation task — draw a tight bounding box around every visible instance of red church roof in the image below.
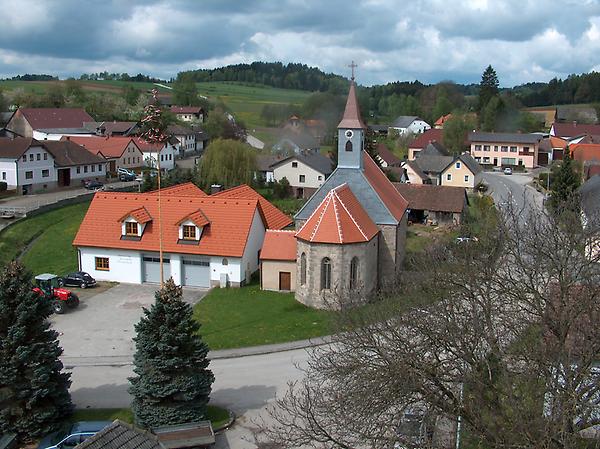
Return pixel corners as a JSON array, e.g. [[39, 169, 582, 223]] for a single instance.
[[296, 184, 379, 244], [337, 82, 366, 130]]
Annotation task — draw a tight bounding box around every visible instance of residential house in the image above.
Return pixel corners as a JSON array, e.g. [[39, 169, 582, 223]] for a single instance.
[[82, 121, 139, 136], [440, 153, 482, 189], [270, 151, 333, 198], [539, 136, 568, 163], [401, 160, 429, 185], [66, 136, 144, 173], [408, 128, 445, 160], [291, 81, 409, 308], [389, 116, 431, 135], [256, 154, 282, 183], [272, 127, 320, 155], [170, 106, 205, 122], [571, 143, 600, 181], [556, 106, 598, 125], [469, 131, 543, 168], [434, 114, 452, 129], [0, 137, 106, 194], [260, 230, 297, 292], [133, 137, 177, 170], [194, 129, 209, 152], [73, 183, 290, 287], [394, 183, 468, 225], [33, 128, 95, 141], [6, 108, 94, 137], [375, 143, 402, 168], [369, 124, 389, 137], [167, 124, 196, 157], [550, 122, 600, 139]]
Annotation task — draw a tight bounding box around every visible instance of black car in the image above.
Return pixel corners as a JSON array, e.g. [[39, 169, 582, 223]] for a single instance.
[[85, 180, 104, 190], [58, 272, 96, 289], [118, 172, 136, 182]]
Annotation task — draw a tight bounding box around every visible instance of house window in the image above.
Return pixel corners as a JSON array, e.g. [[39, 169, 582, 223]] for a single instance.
[[299, 175, 305, 183], [29, 154, 34, 161], [84, 166, 88, 173], [350, 257, 359, 290], [95, 257, 109, 271], [483, 145, 490, 152], [321, 257, 331, 290], [455, 162, 461, 169], [494, 146, 499, 152], [42, 169, 49, 178], [1, 172, 5, 180], [77, 167, 81, 174], [161, 155, 164, 162], [523, 146, 530, 153], [345, 141, 353, 152], [182, 225, 196, 240], [98, 164, 103, 171], [474, 145, 482, 151], [125, 222, 138, 236], [25, 171, 33, 179], [91, 165, 95, 172], [318, 175, 323, 181], [169, 154, 172, 160], [22, 155, 26, 162], [222, 258, 228, 266], [510, 146, 517, 153], [37, 153, 41, 160], [464, 175, 469, 182], [292, 162, 298, 168], [483, 157, 490, 163], [300, 253, 306, 286], [446, 173, 452, 181], [501, 146, 508, 152]]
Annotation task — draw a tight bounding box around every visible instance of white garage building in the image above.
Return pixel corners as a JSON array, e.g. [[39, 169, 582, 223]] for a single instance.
[[73, 184, 287, 288]]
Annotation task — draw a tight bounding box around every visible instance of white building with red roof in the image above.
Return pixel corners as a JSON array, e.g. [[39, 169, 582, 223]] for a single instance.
[[260, 80, 409, 308]]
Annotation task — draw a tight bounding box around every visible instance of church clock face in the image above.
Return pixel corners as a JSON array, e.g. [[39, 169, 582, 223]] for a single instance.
[[345, 130, 354, 139]]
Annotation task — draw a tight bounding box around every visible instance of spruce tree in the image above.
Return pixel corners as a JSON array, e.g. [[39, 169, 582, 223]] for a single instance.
[[0, 262, 72, 441], [549, 146, 581, 212], [478, 65, 500, 111], [129, 279, 214, 428]]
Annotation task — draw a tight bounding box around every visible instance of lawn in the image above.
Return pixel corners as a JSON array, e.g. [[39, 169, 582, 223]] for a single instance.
[[0, 202, 90, 274], [71, 404, 230, 429], [193, 282, 335, 350]]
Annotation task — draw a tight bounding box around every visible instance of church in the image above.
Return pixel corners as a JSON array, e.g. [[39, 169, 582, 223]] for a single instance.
[[261, 79, 409, 309]]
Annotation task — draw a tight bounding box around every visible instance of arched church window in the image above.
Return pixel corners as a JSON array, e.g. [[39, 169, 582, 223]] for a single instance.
[[321, 257, 331, 290], [350, 257, 359, 290], [300, 253, 307, 286], [345, 140, 353, 152]]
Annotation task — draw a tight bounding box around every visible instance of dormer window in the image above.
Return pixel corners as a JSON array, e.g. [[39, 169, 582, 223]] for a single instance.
[[125, 222, 138, 236], [177, 209, 209, 245], [182, 225, 196, 240]]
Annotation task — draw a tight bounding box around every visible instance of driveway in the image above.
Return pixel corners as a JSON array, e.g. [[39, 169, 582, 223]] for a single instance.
[[52, 283, 208, 367]]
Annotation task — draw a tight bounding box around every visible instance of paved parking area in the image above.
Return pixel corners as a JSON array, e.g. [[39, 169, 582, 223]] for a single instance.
[[51, 283, 208, 365]]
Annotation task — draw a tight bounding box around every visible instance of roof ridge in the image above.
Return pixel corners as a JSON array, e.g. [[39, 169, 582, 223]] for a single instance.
[[333, 188, 368, 241], [307, 193, 332, 242], [331, 190, 343, 243], [266, 229, 296, 233]]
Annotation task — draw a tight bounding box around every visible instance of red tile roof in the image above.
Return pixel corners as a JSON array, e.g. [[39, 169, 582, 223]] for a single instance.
[[132, 137, 164, 152], [550, 136, 568, 149], [296, 184, 379, 244], [409, 128, 444, 149], [170, 106, 203, 115], [120, 207, 153, 224], [375, 143, 402, 166], [179, 209, 210, 227], [434, 113, 452, 127], [337, 82, 366, 130], [363, 152, 409, 221], [260, 230, 297, 261], [213, 184, 292, 230], [571, 144, 600, 163], [73, 192, 262, 257], [64, 136, 138, 159], [144, 182, 207, 197], [393, 183, 467, 214], [552, 122, 600, 138], [17, 108, 94, 129]]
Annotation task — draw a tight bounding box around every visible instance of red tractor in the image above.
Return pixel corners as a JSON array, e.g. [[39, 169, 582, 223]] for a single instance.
[[33, 273, 80, 314]]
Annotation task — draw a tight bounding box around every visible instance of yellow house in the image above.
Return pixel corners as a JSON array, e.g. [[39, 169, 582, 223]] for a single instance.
[[440, 154, 482, 189], [260, 230, 297, 292]]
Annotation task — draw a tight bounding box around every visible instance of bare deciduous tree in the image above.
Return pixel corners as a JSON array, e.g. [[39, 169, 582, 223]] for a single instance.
[[262, 202, 600, 449]]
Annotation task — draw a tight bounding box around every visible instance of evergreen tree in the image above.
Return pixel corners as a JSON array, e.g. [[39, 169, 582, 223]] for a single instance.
[[129, 279, 214, 428], [0, 262, 72, 442], [478, 65, 500, 111], [549, 146, 580, 212], [481, 96, 503, 132]]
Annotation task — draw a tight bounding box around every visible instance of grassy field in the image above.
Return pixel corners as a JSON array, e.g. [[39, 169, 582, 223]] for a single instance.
[[0, 202, 89, 274], [193, 281, 335, 350], [72, 404, 230, 429]]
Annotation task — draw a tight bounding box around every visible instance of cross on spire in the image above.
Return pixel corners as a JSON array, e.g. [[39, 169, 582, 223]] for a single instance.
[[348, 60, 358, 81]]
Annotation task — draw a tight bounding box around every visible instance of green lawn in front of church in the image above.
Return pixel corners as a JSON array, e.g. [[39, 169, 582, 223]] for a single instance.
[[193, 280, 335, 350]]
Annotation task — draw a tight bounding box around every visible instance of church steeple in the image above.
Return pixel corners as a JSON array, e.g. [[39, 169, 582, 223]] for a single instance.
[[337, 79, 366, 169]]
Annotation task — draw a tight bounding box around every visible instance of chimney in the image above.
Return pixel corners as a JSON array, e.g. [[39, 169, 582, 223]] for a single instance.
[[210, 184, 223, 194]]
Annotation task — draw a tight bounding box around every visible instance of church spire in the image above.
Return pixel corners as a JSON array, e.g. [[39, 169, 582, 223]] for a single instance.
[[337, 81, 366, 130]]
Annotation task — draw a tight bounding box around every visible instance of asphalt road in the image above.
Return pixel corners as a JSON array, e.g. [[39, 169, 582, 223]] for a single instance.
[[482, 171, 544, 214]]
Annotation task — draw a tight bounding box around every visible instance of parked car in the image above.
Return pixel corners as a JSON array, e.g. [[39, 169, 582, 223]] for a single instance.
[[503, 167, 513, 175], [118, 172, 136, 182], [58, 271, 96, 289], [37, 421, 112, 449], [117, 167, 135, 177], [85, 180, 104, 190]]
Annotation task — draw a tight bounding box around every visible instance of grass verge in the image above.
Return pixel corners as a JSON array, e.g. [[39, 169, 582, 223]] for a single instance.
[[193, 282, 335, 350]]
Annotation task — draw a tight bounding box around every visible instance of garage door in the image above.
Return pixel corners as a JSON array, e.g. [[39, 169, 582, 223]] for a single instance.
[[182, 258, 210, 287], [142, 256, 171, 283]]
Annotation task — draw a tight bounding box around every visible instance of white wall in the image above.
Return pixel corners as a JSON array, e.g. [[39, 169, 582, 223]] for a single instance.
[[69, 162, 107, 181], [143, 143, 175, 170], [241, 209, 267, 283], [408, 120, 431, 134], [210, 256, 242, 284], [273, 158, 327, 189], [0, 159, 17, 188], [18, 146, 57, 188], [79, 247, 143, 283], [33, 131, 94, 141]]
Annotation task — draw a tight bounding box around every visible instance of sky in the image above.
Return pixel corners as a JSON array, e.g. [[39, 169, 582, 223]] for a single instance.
[[1, 0, 600, 87]]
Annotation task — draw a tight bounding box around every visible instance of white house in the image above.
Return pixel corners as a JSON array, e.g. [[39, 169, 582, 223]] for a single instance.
[[133, 137, 177, 170], [168, 125, 196, 158], [389, 116, 431, 135], [73, 183, 292, 287], [270, 151, 333, 199]]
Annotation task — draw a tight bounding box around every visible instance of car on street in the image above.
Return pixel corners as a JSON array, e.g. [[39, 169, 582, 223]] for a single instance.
[[84, 180, 104, 190], [118, 172, 137, 182], [117, 167, 135, 177], [37, 421, 112, 449], [58, 271, 96, 289], [503, 167, 513, 175]]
